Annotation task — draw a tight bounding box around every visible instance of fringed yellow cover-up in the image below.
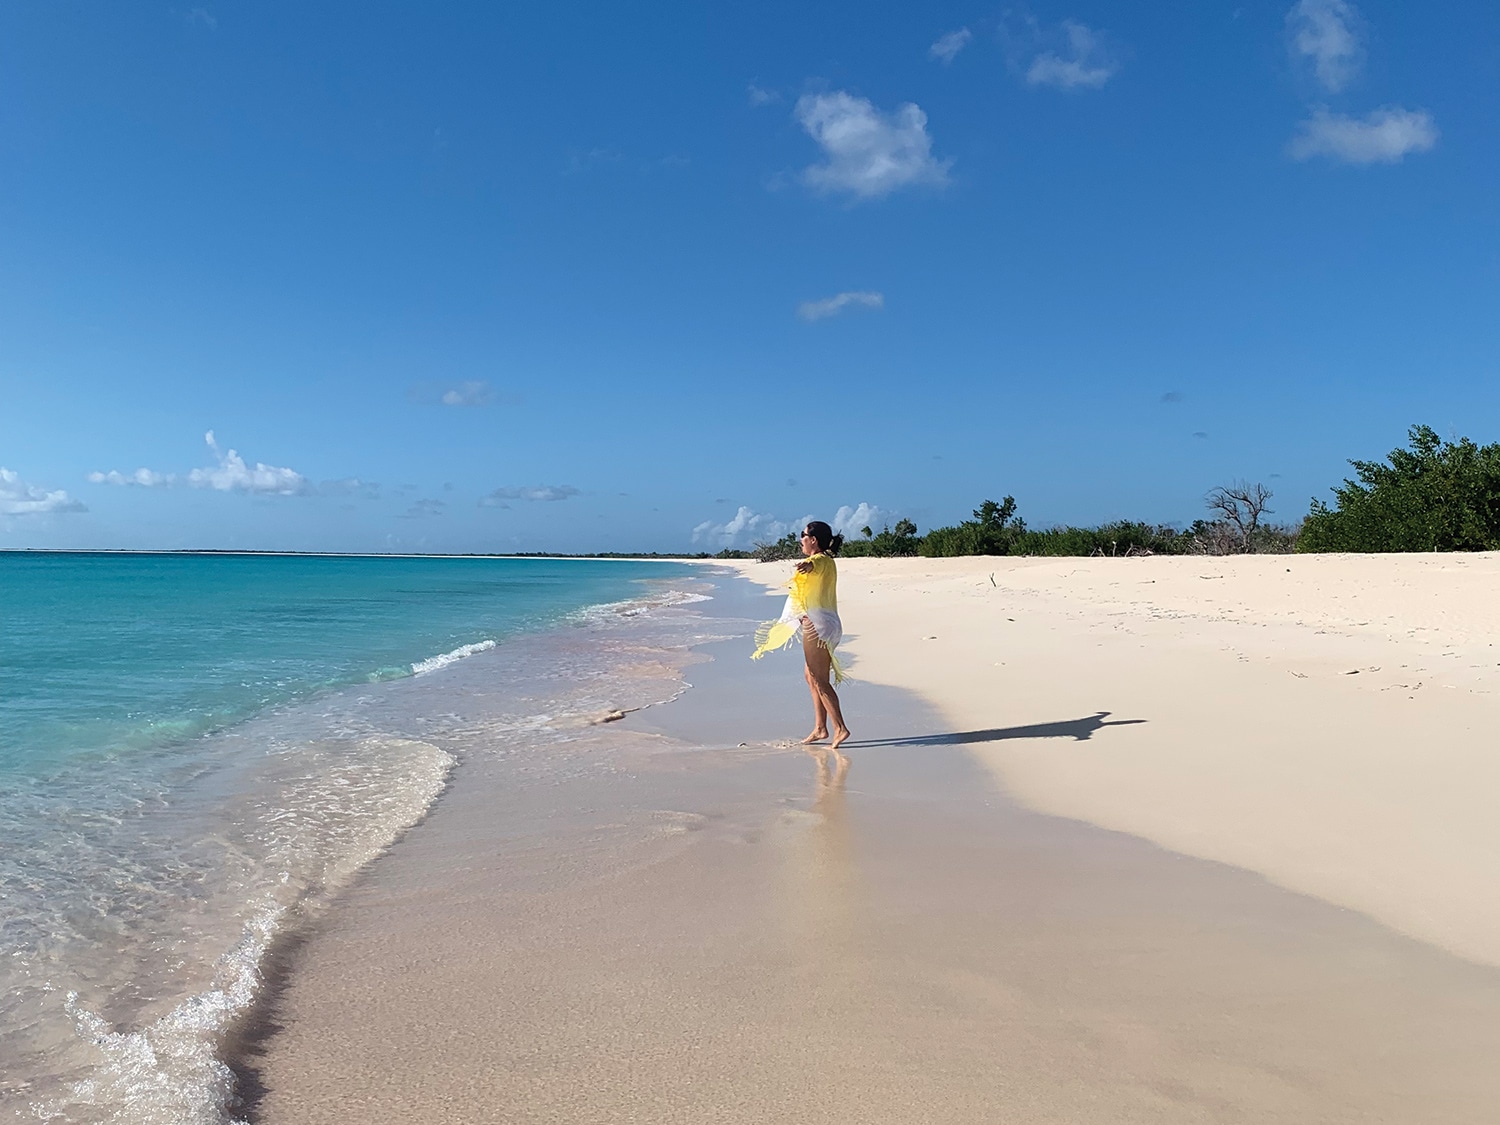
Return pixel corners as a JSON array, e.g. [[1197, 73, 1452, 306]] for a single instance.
[[750, 552, 845, 684]]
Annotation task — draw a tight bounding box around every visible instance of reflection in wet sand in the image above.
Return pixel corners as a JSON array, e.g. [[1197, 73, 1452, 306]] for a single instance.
[[781, 748, 859, 986]]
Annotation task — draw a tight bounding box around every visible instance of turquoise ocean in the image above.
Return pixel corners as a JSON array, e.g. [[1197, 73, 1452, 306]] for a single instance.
[[0, 552, 697, 1124]]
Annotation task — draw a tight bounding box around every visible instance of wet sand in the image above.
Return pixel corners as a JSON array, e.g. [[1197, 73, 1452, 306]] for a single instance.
[[244, 573, 1500, 1123]]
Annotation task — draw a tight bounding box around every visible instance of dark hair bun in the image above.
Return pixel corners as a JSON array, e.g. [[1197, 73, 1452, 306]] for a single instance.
[[828, 533, 844, 554]]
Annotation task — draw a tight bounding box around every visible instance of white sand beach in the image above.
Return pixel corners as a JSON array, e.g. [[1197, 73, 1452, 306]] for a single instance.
[[244, 558, 1500, 1122], [725, 553, 1500, 968]]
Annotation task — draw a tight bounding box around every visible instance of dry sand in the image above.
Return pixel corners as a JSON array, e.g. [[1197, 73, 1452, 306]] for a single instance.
[[723, 553, 1500, 968], [243, 562, 1500, 1122]]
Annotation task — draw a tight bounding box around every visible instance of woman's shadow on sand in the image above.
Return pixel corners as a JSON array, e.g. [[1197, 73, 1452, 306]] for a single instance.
[[850, 711, 1145, 748]]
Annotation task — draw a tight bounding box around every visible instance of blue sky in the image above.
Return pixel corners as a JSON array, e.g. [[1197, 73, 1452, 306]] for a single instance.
[[2, 1, 1496, 552]]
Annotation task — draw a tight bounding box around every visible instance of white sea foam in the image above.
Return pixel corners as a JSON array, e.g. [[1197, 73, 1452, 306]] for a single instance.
[[568, 587, 714, 626], [410, 639, 496, 676], [26, 737, 455, 1125]]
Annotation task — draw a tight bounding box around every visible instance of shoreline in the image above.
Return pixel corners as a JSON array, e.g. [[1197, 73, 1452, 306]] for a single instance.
[[241, 566, 1500, 1122], [0, 564, 706, 1125]]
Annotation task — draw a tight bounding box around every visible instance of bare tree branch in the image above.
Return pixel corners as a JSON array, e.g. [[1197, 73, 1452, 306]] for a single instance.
[[1204, 481, 1274, 551]]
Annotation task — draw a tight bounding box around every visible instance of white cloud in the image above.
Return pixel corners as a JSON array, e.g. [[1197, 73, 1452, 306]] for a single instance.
[[1026, 20, 1118, 90], [187, 431, 310, 495], [797, 290, 884, 322], [480, 484, 580, 507], [692, 506, 803, 549], [929, 28, 972, 64], [0, 468, 87, 516], [1287, 105, 1438, 164], [87, 435, 308, 495], [441, 380, 493, 407], [794, 91, 951, 200], [831, 503, 891, 538], [1288, 0, 1362, 92], [88, 468, 176, 487], [691, 502, 895, 549], [186, 7, 217, 30], [748, 83, 779, 107]]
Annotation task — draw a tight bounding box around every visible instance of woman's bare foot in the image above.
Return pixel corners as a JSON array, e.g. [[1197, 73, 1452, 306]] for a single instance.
[[801, 729, 829, 744], [830, 725, 850, 751]]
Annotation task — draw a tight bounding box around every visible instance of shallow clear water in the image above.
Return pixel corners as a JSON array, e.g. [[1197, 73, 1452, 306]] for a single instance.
[[1, 553, 684, 777], [0, 552, 700, 1124]]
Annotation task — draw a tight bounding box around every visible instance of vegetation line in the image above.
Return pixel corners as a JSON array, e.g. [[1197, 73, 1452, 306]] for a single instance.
[[727, 425, 1497, 561]]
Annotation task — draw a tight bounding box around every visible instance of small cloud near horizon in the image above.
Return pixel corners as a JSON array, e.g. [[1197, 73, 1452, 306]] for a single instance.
[[88, 467, 176, 487], [692, 505, 800, 549], [798, 290, 884, 322], [480, 484, 581, 508], [1, 467, 87, 516], [793, 91, 951, 201], [89, 431, 309, 496], [831, 502, 890, 538], [691, 500, 890, 549]]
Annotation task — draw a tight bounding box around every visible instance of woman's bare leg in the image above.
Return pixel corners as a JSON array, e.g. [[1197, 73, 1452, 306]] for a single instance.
[[800, 619, 829, 743], [801, 660, 829, 743], [802, 629, 849, 751]]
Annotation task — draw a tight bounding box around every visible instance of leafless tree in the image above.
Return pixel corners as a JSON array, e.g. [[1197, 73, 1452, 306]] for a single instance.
[[1204, 481, 1274, 551]]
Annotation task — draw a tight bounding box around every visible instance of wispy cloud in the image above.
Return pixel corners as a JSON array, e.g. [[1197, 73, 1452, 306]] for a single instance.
[[0, 468, 86, 516], [794, 91, 951, 201], [479, 484, 580, 508], [1287, 0, 1362, 92], [797, 290, 884, 322], [1025, 20, 1119, 90], [929, 28, 972, 64], [1287, 106, 1438, 164], [748, 83, 780, 107], [91, 432, 309, 496], [441, 380, 492, 407], [186, 7, 217, 30]]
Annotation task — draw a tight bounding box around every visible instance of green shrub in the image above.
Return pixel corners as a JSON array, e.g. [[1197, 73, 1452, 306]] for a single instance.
[[1299, 425, 1500, 552], [1012, 521, 1195, 557], [919, 498, 1026, 557], [841, 518, 920, 558]]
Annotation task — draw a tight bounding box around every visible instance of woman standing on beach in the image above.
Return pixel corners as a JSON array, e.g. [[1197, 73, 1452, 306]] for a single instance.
[[751, 520, 851, 752]]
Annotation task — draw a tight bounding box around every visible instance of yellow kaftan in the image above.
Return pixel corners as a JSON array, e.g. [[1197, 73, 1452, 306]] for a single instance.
[[750, 552, 845, 684]]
